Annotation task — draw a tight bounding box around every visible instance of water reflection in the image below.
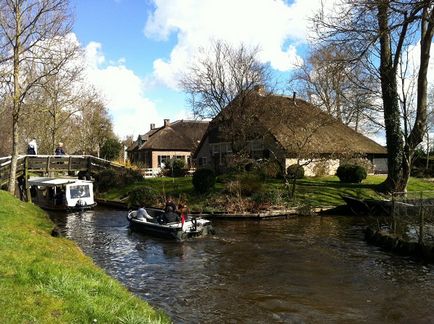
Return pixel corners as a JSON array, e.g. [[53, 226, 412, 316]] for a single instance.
[[48, 208, 434, 323]]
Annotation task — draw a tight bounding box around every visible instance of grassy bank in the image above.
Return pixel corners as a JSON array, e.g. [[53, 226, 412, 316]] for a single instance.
[[98, 174, 434, 212], [0, 190, 169, 323]]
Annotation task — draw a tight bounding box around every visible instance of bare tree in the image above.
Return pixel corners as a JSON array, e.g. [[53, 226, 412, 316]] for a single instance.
[[180, 40, 272, 119], [0, 0, 74, 194], [314, 0, 434, 193], [71, 93, 113, 156], [17, 41, 83, 153], [290, 43, 382, 134], [180, 40, 274, 158]]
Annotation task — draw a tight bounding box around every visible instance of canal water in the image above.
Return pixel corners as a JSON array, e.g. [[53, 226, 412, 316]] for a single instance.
[[48, 207, 434, 323]]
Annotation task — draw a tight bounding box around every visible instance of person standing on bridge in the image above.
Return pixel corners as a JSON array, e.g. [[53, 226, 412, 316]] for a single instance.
[[27, 138, 37, 155], [55, 142, 65, 155]]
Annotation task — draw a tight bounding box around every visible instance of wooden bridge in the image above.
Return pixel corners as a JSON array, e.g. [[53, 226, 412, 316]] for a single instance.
[[0, 155, 126, 200]]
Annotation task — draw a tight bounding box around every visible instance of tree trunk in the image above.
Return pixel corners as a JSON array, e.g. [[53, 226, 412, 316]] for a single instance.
[[377, 2, 407, 193], [8, 6, 21, 195], [8, 115, 19, 194]]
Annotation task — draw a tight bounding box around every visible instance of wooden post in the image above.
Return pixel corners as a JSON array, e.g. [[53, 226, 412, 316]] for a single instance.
[[46, 156, 51, 175], [419, 191, 424, 245], [25, 156, 31, 203], [87, 156, 92, 176], [391, 193, 396, 235]]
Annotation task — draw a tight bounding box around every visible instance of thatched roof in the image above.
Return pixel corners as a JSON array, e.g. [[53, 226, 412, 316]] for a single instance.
[[204, 94, 386, 156], [131, 120, 208, 152]]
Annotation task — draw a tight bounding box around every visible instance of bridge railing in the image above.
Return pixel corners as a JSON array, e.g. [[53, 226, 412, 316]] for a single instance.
[[0, 155, 126, 186], [0, 156, 26, 186]]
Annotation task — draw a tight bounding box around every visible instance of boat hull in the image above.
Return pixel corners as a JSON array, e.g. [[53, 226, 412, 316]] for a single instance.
[[127, 209, 214, 240]]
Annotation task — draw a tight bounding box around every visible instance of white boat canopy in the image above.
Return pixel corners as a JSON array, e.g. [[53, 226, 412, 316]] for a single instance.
[[28, 177, 80, 186]]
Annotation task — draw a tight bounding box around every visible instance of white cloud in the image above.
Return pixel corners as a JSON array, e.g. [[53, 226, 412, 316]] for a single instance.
[[84, 42, 161, 138], [144, 0, 331, 89]]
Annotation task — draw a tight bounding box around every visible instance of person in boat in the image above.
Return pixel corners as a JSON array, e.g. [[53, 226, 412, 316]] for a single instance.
[[158, 197, 179, 224], [135, 206, 153, 222], [178, 203, 189, 228], [164, 197, 177, 213], [55, 142, 66, 155], [27, 138, 37, 155]]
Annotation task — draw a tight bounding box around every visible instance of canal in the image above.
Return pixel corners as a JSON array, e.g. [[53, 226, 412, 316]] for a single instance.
[[48, 207, 434, 323]]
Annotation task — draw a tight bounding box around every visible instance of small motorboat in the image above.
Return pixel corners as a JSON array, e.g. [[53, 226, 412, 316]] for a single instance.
[[28, 176, 97, 212], [127, 207, 214, 241]]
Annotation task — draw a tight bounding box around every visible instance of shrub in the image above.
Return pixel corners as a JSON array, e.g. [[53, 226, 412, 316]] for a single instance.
[[100, 138, 122, 161], [336, 164, 367, 183], [286, 164, 304, 179], [251, 189, 286, 207], [239, 173, 263, 196], [224, 173, 263, 197], [259, 160, 282, 179], [192, 168, 216, 193], [340, 158, 374, 174], [123, 168, 144, 183], [163, 158, 187, 177], [94, 168, 143, 192], [312, 160, 330, 177], [127, 187, 159, 208], [94, 169, 118, 192], [216, 172, 236, 184]]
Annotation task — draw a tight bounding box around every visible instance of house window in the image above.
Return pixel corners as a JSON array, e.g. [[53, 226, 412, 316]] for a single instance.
[[250, 139, 264, 151], [210, 142, 232, 154], [198, 157, 207, 167], [210, 144, 220, 155], [158, 155, 170, 167]]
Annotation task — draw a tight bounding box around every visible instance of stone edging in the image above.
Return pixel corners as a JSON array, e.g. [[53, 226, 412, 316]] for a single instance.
[[96, 198, 336, 219], [364, 226, 434, 263]]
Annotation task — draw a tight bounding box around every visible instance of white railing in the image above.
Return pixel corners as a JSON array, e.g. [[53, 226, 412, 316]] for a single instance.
[[143, 168, 161, 178]]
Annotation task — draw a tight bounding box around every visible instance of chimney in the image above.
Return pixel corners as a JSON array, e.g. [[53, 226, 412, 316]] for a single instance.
[[254, 84, 266, 96], [164, 119, 170, 127], [150, 123, 155, 130]]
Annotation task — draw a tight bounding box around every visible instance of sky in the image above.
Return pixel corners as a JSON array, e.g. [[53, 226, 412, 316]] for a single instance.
[[70, 0, 335, 139]]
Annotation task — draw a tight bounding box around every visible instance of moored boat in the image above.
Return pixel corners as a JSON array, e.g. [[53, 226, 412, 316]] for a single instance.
[[127, 207, 214, 241], [28, 177, 97, 211]]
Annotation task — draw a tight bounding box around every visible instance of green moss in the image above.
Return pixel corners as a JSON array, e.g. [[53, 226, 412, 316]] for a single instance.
[[0, 190, 170, 324]]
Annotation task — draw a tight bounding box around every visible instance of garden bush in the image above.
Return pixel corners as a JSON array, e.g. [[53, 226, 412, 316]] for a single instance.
[[239, 173, 263, 196], [286, 164, 304, 179], [224, 173, 263, 197], [94, 169, 118, 192], [312, 160, 330, 177], [163, 158, 187, 177], [340, 157, 374, 174], [259, 160, 282, 179], [127, 187, 159, 208], [95, 168, 143, 192], [192, 168, 216, 193], [336, 164, 367, 183], [123, 168, 145, 183]]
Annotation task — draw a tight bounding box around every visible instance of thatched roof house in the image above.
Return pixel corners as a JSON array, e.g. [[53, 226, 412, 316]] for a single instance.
[[194, 92, 387, 175], [127, 119, 208, 170]]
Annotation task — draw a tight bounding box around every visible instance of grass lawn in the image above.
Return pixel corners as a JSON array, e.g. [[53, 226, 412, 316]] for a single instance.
[[0, 190, 169, 324], [98, 174, 434, 212]]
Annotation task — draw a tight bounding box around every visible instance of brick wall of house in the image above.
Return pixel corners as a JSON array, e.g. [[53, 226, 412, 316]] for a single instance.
[[151, 151, 191, 168]]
